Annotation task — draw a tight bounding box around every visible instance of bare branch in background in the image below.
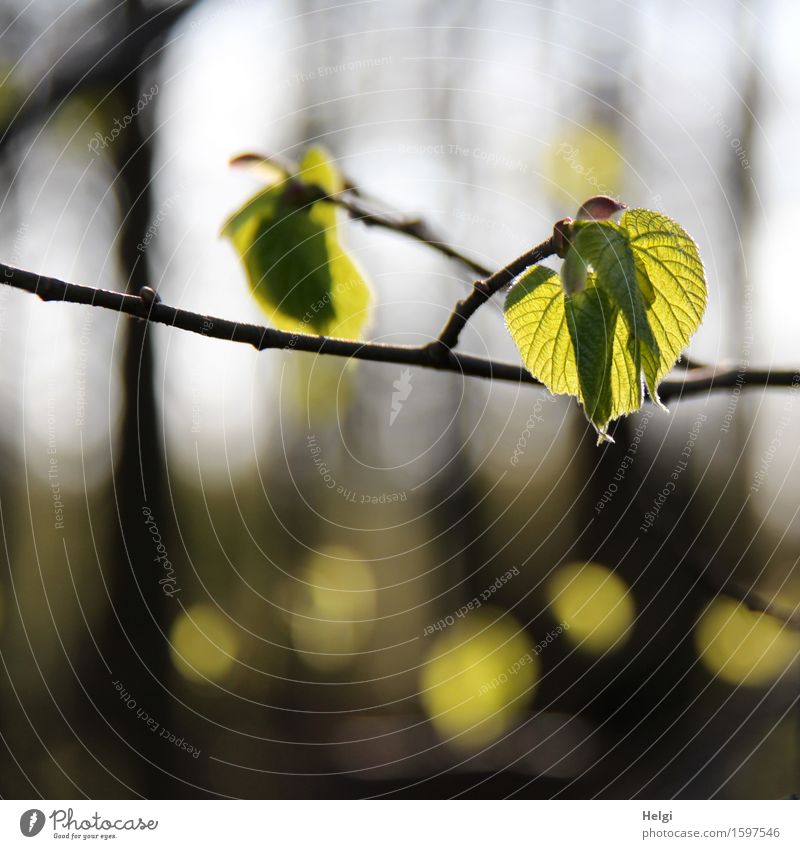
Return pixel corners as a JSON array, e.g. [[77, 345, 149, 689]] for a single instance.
[[0, 2, 196, 153]]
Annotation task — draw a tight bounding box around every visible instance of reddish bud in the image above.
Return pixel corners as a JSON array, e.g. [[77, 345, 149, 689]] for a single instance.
[[575, 195, 626, 221]]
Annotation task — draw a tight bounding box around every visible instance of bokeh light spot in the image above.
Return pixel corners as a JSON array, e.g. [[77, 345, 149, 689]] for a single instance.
[[547, 562, 634, 654], [548, 123, 623, 205], [290, 546, 376, 672], [695, 598, 800, 686], [420, 608, 537, 749], [170, 603, 239, 683]]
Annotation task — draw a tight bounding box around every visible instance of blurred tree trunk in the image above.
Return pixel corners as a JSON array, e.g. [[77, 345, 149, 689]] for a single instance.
[[78, 0, 180, 797]]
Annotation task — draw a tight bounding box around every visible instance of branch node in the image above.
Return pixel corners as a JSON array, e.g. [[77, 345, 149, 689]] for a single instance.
[[423, 339, 454, 367], [139, 286, 161, 305]]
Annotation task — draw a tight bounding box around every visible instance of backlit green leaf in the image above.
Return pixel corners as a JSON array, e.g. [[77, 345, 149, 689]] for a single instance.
[[505, 266, 641, 440], [222, 146, 371, 339], [622, 208, 707, 402], [504, 207, 707, 441], [568, 220, 661, 403]]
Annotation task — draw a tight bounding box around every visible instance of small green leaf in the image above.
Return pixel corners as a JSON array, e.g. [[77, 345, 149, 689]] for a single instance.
[[504, 207, 707, 441], [568, 219, 670, 412], [623, 208, 707, 401], [505, 266, 640, 440], [222, 146, 371, 338]]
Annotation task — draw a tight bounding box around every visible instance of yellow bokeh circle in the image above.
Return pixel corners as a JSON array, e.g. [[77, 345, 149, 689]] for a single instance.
[[170, 603, 239, 683], [547, 562, 635, 654], [420, 608, 537, 749], [289, 547, 376, 672], [695, 598, 800, 686], [548, 123, 623, 206]]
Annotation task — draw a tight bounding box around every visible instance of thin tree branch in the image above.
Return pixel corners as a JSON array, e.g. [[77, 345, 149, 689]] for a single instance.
[[1, 261, 798, 400], [328, 192, 494, 278], [0, 261, 533, 381], [234, 159, 494, 277], [676, 353, 710, 370], [658, 364, 799, 401], [431, 236, 557, 354], [703, 569, 800, 629]]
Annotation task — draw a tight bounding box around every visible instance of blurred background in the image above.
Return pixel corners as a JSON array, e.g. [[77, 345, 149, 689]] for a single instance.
[[0, 0, 798, 799]]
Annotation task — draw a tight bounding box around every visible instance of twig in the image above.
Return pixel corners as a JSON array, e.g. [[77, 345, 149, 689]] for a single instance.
[[657, 364, 798, 401], [2, 261, 799, 400], [707, 573, 800, 629], [431, 236, 557, 354], [300, 185, 494, 278], [676, 353, 709, 370], [232, 157, 493, 277]]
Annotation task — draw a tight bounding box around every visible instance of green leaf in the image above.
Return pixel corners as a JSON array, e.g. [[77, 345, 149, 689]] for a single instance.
[[568, 220, 662, 402], [504, 266, 641, 440], [222, 146, 371, 338], [622, 208, 707, 401], [504, 207, 707, 440]]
